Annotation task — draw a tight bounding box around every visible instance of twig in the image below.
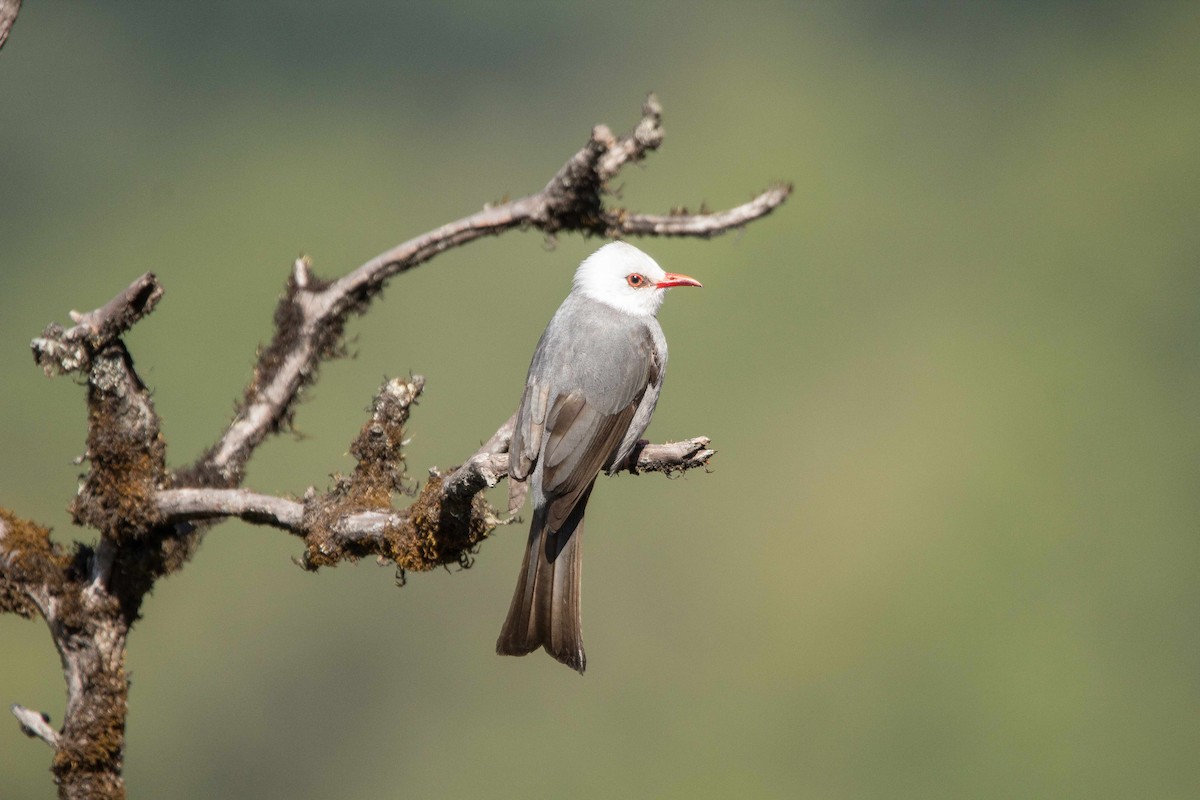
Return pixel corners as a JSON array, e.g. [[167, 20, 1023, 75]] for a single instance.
[[155, 489, 305, 530], [615, 184, 793, 238], [11, 704, 58, 748]]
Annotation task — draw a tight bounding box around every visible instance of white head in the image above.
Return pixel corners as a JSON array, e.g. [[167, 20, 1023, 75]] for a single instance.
[[571, 241, 702, 317]]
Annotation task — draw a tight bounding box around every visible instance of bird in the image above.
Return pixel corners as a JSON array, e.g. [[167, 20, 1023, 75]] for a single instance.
[[497, 240, 702, 673]]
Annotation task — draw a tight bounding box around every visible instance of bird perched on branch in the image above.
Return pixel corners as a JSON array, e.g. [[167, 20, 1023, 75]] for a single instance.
[[497, 241, 702, 673]]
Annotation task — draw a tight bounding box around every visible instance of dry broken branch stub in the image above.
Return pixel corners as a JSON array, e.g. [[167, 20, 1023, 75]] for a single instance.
[[342, 375, 423, 505], [298, 375, 486, 574], [31, 272, 163, 377]]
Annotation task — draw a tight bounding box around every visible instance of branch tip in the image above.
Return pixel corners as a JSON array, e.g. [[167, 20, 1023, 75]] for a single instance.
[[293, 256, 313, 288], [11, 704, 59, 748]]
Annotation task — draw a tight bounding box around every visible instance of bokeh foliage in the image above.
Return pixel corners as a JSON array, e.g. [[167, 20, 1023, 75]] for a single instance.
[[2, 2, 1198, 797]]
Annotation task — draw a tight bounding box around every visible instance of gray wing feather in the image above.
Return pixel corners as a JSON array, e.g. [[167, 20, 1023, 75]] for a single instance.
[[507, 382, 549, 514], [543, 397, 637, 531], [608, 333, 665, 473], [509, 383, 548, 482], [507, 295, 664, 518]]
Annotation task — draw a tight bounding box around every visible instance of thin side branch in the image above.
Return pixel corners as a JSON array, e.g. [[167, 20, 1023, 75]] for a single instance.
[[11, 704, 59, 748], [155, 489, 304, 530], [615, 184, 794, 238]]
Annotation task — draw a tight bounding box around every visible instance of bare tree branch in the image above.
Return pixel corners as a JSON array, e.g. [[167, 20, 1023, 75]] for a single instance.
[[154, 489, 305, 530], [154, 434, 715, 535], [189, 94, 786, 488], [614, 184, 794, 238], [172, 369, 714, 570], [156, 383, 714, 581]]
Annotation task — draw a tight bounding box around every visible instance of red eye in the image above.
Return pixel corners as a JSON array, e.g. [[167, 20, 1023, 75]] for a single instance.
[[626, 273, 647, 288]]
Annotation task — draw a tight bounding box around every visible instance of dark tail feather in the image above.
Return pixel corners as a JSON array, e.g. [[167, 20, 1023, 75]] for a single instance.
[[496, 485, 592, 674]]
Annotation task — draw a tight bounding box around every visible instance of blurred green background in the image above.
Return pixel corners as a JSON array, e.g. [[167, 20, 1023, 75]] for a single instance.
[[2, 2, 1198, 797]]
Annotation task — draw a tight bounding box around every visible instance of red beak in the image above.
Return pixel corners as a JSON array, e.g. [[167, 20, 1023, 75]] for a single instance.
[[655, 272, 703, 289]]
